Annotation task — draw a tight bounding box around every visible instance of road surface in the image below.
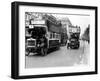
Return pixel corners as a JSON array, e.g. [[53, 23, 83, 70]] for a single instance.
[[25, 40, 90, 68]]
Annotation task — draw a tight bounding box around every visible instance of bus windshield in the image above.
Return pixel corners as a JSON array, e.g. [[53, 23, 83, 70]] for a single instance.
[[31, 26, 46, 38]]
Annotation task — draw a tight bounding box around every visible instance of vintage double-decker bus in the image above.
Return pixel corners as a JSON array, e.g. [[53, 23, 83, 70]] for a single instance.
[[67, 25, 81, 49], [26, 15, 62, 56]]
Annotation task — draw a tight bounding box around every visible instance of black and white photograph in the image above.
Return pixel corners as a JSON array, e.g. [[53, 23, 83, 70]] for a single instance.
[[11, 1, 97, 79], [25, 12, 90, 68]]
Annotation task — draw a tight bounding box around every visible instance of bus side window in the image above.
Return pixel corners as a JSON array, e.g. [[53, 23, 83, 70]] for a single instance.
[[56, 33, 58, 39], [55, 33, 57, 39], [57, 34, 59, 39], [50, 33, 52, 39], [54, 33, 55, 38], [58, 34, 59, 39], [53, 33, 55, 38]]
